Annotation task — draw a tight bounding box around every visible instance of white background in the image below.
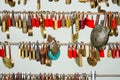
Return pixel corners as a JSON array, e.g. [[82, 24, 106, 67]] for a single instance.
[[0, 0, 120, 80]]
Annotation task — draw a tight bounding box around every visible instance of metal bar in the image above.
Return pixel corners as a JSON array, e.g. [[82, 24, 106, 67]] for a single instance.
[[0, 41, 119, 46], [0, 10, 119, 15]]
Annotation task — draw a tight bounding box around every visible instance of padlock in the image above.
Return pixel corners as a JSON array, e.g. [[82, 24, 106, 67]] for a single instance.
[[112, 44, 116, 59], [5, 0, 8, 4], [75, 13, 80, 32], [18, 42, 22, 57], [61, 13, 66, 27], [117, 0, 120, 6], [24, 0, 27, 5], [112, 0, 117, 4], [40, 44, 46, 64], [107, 44, 112, 58], [79, 0, 89, 3], [99, 49, 104, 58], [51, 41, 60, 55], [11, 10, 16, 27], [57, 14, 62, 28], [22, 12, 28, 33], [44, 12, 50, 27], [7, 13, 12, 28], [18, 13, 22, 28], [35, 13, 40, 28], [37, 0, 40, 10], [66, 15, 71, 28], [115, 43, 120, 58], [31, 13, 36, 27], [54, 0, 59, 2], [18, 0, 20, 4], [0, 43, 5, 58], [66, 0, 71, 4], [1, 14, 7, 32], [54, 15, 58, 30], [68, 44, 73, 58], [80, 14, 85, 29]]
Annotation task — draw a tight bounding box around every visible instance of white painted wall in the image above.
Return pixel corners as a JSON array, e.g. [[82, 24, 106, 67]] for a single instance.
[[0, 0, 120, 80]]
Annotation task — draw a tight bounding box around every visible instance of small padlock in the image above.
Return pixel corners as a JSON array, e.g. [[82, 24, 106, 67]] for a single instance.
[[54, 15, 58, 30], [112, 44, 116, 59], [18, 13, 22, 28], [22, 12, 28, 33], [0, 15, 2, 26], [35, 13, 40, 28], [28, 42, 33, 60], [21, 42, 25, 59], [115, 43, 120, 58], [5, 0, 8, 4], [75, 13, 80, 32], [40, 44, 46, 64], [1, 14, 7, 32], [51, 41, 60, 55], [117, 13, 120, 25], [66, 15, 71, 28], [117, 0, 120, 6], [31, 13, 36, 27], [24, 0, 27, 5], [95, 48, 100, 61], [36, 41, 40, 61], [18, 0, 20, 4], [68, 44, 73, 58], [18, 42, 22, 57], [66, 0, 71, 4], [57, 13, 62, 28], [61, 13, 66, 27], [37, 0, 40, 10], [107, 44, 112, 58], [54, 0, 59, 2], [79, 0, 89, 3], [32, 43, 36, 60], [112, 0, 117, 4], [11, 10, 16, 27]]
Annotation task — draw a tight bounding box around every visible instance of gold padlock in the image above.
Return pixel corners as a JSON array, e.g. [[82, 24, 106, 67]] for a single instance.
[[66, 15, 71, 28], [79, 0, 89, 3], [1, 15, 7, 32], [37, 0, 40, 10], [54, 15, 58, 30], [66, 0, 71, 4], [24, 0, 27, 5], [22, 12, 28, 33], [75, 13, 80, 32]]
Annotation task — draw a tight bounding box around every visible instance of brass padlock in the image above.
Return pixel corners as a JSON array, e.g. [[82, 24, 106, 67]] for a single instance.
[[37, 0, 40, 10], [54, 0, 59, 2], [79, 0, 89, 3], [112, 0, 117, 4], [66, 0, 71, 4], [95, 48, 100, 61], [1, 15, 7, 32], [117, 13, 120, 25], [24, 0, 27, 5], [18, 14, 22, 28], [18, 0, 20, 4], [66, 15, 71, 28], [75, 13, 80, 32], [51, 41, 60, 55], [117, 0, 120, 6], [18, 42, 22, 57], [54, 15, 58, 30], [61, 13, 66, 27], [21, 42, 25, 59], [0, 16, 1, 26], [107, 44, 112, 58], [5, 0, 8, 4], [11, 10, 16, 27], [22, 12, 28, 33]]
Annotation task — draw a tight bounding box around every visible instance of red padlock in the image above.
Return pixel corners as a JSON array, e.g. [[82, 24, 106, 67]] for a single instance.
[[115, 43, 120, 58], [85, 15, 94, 28], [7, 15, 12, 28], [99, 49, 104, 58], [44, 13, 50, 27], [0, 45, 5, 58], [111, 15, 117, 29], [68, 45, 73, 58], [49, 15, 54, 28], [31, 14, 36, 27], [80, 14, 85, 29], [57, 14, 62, 28], [112, 45, 116, 59], [72, 46, 77, 58], [35, 14, 40, 28]]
